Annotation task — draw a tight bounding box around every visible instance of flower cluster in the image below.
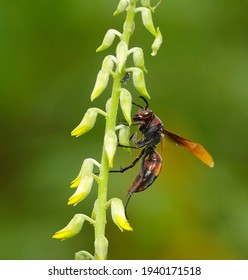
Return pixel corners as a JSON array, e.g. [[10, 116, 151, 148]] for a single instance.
[[53, 0, 162, 260]]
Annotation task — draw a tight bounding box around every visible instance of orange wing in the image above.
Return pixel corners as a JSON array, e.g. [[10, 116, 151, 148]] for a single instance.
[[163, 129, 214, 168]]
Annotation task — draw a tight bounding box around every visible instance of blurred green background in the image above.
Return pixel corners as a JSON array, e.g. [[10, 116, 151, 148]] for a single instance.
[[1, 0, 248, 260]]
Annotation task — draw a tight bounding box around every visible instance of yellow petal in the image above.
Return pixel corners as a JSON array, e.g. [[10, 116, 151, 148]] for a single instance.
[[70, 176, 82, 188], [115, 215, 133, 231], [71, 126, 89, 137], [67, 192, 88, 206], [52, 230, 73, 240]]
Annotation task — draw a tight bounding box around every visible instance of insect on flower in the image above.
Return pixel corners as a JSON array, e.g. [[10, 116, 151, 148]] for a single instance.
[[111, 96, 214, 218], [120, 72, 131, 84]]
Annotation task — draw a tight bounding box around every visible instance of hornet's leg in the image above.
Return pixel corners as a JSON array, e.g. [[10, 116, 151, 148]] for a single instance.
[[124, 172, 144, 219], [109, 147, 146, 173]]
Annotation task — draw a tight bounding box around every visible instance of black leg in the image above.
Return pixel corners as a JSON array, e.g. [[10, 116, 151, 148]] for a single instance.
[[124, 168, 144, 219], [110, 148, 146, 173]]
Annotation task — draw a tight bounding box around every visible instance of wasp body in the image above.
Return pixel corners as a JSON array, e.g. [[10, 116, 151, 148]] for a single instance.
[[112, 97, 214, 217]]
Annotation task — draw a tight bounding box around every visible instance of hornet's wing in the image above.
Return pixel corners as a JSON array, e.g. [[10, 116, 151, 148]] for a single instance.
[[163, 129, 214, 168]]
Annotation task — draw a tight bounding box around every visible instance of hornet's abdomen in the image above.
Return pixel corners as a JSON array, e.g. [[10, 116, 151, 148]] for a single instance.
[[128, 151, 162, 194]]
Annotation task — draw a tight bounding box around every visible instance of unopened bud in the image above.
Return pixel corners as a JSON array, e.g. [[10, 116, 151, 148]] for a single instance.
[[104, 130, 117, 168], [91, 199, 98, 220], [71, 108, 106, 137], [91, 69, 110, 101], [105, 97, 112, 115], [96, 29, 122, 52], [101, 55, 116, 71], [94, 235, 108, 260], [127, 67, 150, 99], [116, 41, 128, 73], [120, 88, 132, 125], [118, 125, 131, 150], [130, 47, 147, 73], [151, 27, 163, 56], [75, 251, 94, 260], [141, 0, 151, 8], [137, 7, 157, 37], [113, 0, 129, 16], [123, 20, 135, 36]]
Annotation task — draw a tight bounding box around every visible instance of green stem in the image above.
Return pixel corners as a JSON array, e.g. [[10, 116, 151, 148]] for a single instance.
[[94, 0, 138, 260]]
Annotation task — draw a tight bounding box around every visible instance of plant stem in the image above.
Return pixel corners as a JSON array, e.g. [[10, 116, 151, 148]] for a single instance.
[[94, 0, 138, 260]]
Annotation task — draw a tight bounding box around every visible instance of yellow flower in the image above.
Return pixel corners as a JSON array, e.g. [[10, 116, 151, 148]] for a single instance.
[[68, 175, 93, 206], [111, 198, 133, 232], [70, 176, 82, 189], [68, 159, 100, 206], [52, 214, 85, 240]]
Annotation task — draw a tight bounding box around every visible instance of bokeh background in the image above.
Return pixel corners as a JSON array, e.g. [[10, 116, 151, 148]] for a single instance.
[[1, 0, 248, 260]]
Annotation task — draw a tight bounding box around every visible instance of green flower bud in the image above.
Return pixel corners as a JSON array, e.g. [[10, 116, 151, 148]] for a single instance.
[[94, 235, 108, 260], [141, 0, 151, 8], [96, 29, 122, 52], [126, 67, 150, 99], [113, 0, 129, 16], [91, 69, 110, 101], [105, 97, 112, 115], [75, 250, 94, 260], [111, 198, 133, 232], [91, 199, 98, 220], [71, 108, 107, 137], [129, 47, 147, 73], [101, 55, 116, 71], [123, 20, 135, 36], [118, 125, 131, 151], [151, 27, 163, 56], [104, 130, 117, 168], [120, 88, 132, 125], [116, 41, 128, 73], [136, 7, 157, 37]]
